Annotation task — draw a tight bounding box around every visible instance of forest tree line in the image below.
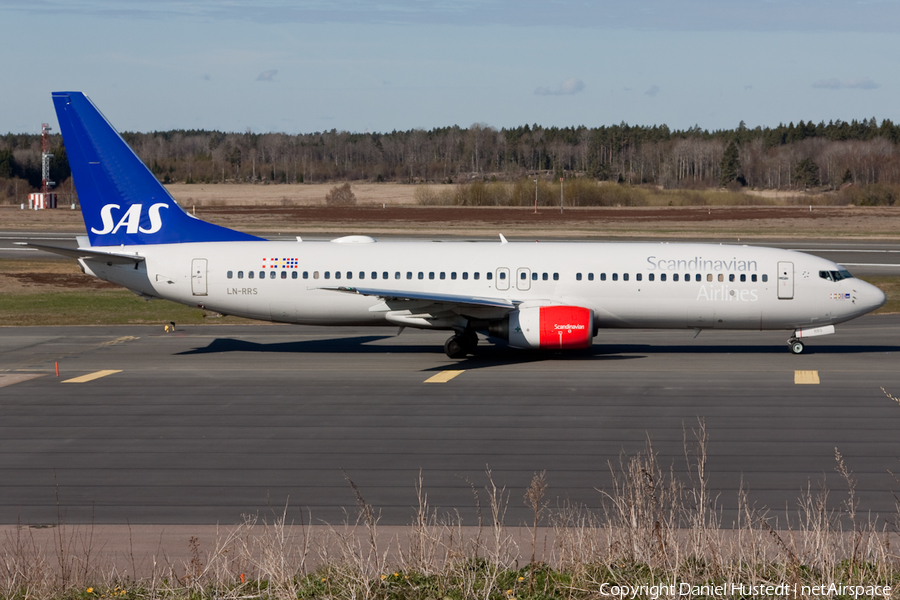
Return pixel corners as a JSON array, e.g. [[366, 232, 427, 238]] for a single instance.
[[2, 117, 900, 204]]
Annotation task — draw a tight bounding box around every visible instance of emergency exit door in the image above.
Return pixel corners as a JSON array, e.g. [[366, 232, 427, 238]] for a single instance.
[[777, 261, 793, 299], [191, 258, 208, 296]]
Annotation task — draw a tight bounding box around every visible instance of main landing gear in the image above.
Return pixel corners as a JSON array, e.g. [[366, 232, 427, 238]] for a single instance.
[[444, 331, 478, 358], [788, 338, 805, 355]]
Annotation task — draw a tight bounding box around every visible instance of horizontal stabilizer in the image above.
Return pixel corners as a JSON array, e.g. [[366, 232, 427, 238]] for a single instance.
[[16, 242, 145, 265]]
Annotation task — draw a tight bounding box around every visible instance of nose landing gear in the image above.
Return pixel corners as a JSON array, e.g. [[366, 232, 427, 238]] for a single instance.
[[444, 331, 478, 358]]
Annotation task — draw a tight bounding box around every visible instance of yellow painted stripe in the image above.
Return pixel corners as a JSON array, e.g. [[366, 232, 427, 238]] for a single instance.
[[794, 370, 820, 385], [424, 370, 464, 384], [62, 370, 122, 384]]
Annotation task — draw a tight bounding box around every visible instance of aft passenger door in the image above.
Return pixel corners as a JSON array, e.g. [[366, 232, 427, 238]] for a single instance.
[[777, 261, 793, 299], [191, 258, 208, 296]]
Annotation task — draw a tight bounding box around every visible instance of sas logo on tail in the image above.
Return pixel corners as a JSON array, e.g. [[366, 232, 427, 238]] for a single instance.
[[91, 203, 169, 235]]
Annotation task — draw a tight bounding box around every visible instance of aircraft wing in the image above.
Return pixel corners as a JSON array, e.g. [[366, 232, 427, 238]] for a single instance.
[[17, 242, 145, 265], [320, 286, 517, 309]]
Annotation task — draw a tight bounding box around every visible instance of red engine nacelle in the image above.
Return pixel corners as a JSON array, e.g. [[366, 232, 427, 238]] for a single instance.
[[506, 305, 594, 350]]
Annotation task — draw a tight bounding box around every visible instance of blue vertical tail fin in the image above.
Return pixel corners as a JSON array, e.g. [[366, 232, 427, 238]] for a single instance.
[[52, 92, 262, 246]]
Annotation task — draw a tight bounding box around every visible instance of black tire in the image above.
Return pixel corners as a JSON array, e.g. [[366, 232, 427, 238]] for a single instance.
[[790, 340, 805, 355], [444, 336, 467, 358]]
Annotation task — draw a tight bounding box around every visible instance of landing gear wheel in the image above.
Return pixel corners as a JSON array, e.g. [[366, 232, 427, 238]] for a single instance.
[[789, 339, 805, 355], [444, 335, 467, 359]]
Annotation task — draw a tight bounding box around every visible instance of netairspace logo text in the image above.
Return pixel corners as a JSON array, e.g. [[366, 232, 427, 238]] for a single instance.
[[598, 582, 892, 599]]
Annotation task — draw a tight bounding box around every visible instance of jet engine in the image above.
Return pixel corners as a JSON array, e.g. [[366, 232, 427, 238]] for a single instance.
[[489, 305, 595, 350]]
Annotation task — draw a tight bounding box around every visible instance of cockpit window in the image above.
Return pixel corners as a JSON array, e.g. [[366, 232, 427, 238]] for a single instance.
[[819, 269, 854, 282]]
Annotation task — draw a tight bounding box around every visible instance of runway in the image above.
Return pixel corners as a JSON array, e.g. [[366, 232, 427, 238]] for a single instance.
[[2, 318, 899, 526]]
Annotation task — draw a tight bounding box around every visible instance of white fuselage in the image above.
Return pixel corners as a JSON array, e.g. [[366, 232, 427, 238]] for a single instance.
[[78, 239, 885, 333]]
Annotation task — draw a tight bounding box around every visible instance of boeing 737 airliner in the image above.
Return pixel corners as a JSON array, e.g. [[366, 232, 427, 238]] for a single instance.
[[26, 92, 887, 357]]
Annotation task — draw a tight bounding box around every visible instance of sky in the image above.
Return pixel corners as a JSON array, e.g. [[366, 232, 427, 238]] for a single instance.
[[2, 0, 899, 135]]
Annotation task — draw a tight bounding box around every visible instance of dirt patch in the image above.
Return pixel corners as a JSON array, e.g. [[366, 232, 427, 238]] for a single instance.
[[4, 271, 119, 290]]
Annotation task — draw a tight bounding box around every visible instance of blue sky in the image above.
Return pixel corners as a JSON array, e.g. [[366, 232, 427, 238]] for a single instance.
[[2, 0, 899, 134]]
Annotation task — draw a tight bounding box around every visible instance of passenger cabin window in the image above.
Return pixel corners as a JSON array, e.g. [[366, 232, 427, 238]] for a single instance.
[[406, 272, 412, 280], [324, 271, 330, 279], [270, 271, 276, 279], [487, 272, 493, 280], [751, 274, 757, 282], [395, 272, 401, 280], [729, 274, 735, 282], [588, 273, 594, 281], [346, 272, 352, 280], [382, 271, 388, 279], [292, 271, 298, 279], [673, 274, 679, 282], [532, 272, 537, 280], [335, 271, 341, 280], [576, 273, 582, 281], [440, 272, 446, 280], [227, 271, 233, 279], [474, 272, 480, 280], [281, 271, 287, 279], [418, 272, 424, 280], [636, 273, 642, 281], [660, 273, 666, 282], [429, 272, 435, 280], [707, 274, 713, 282], [238, 271, 244, 279], [451, 272, 457, 280], [303, 271, 309, 279], [522, 272, 528, 280], [463, 272, 468, 280], [612, 273, 618, 281], [249, 271, 254, 279], [648, 273, 654, 281], [762, 274, 768, 282], [553, 273, 559, 281], [498, 272, 505, 280], [542, 273, 548, 281], [696, 274, 702, 282], [359, 271, 365, 279], [740, 274, 746, 282], [259, 271, 265, 279], [684, 274, 689, 282], [600, 273, 606, 281], [623, 273, 629, 281]]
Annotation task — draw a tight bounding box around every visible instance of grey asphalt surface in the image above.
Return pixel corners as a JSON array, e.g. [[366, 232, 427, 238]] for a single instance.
[[2, 318, 899, 527]]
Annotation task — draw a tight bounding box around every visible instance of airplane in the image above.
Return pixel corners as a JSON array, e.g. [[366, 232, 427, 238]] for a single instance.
[[24, 92, 887, 358]]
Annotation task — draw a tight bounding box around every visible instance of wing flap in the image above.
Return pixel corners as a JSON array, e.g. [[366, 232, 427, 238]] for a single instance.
[[319, 286, 517, 309]]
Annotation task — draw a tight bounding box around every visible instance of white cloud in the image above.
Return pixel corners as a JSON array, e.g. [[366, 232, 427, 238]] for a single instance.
[[812, 77, 879, 89], [256, 69, 278, 82], [535, 77, 584, 96], [644, 84, 660, 97]]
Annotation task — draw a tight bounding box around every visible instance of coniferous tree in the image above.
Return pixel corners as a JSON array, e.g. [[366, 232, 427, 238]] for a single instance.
[[793, 157, 820, 188], [719, 141, 741, 187]]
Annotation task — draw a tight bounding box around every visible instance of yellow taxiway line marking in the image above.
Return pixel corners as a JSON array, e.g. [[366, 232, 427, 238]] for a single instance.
[[62, 370, 122, 384], [794, 370, 820, 385], [424, 370, 464, 384]]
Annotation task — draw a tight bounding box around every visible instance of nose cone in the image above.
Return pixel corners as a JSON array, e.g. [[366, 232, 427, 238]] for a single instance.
[[857, 280, 887, 314]]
